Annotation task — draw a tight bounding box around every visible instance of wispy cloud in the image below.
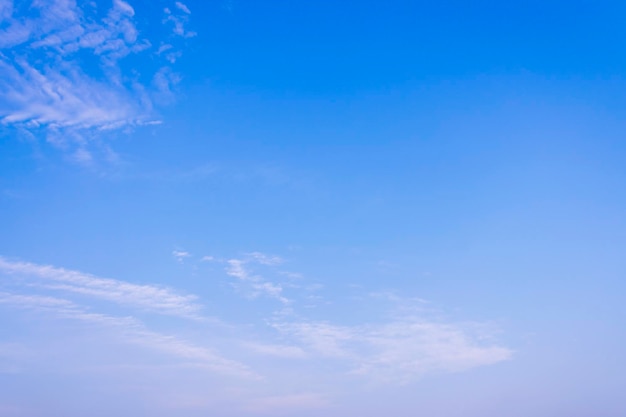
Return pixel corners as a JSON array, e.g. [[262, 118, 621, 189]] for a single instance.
[[0, 257, 203, 319], [225, 255, 290, 304], [248, 252, 284, 266], [212, 249, 512, 383], [271, 321, 355, 358], [0, 252, 513, 405], [172, 250, 191, 262], [0, 291, 255, 378], [352, 319, 512, 382], [271, 313, 512, 384], [164, 2, 196, 39], [160, 247, 513, 384], [0, 0, 194, 155]]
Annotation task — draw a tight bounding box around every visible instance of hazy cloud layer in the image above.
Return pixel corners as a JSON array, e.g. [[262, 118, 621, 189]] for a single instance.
[[271, 318, 511, 383], [0, 253, 512, 411], [0, 291, 255, 378]]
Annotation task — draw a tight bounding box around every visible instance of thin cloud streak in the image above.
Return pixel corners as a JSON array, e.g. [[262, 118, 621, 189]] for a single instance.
[[225, 255, 290, 304], [0, 254, 513, 392], [0, 291, 256, 379], [271, 316, 512, 384], [0, 257, 203, 319], [173, 250, 191, 262]]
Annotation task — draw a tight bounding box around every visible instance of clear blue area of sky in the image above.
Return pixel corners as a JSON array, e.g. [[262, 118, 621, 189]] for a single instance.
[[1, 1, 625, 416]]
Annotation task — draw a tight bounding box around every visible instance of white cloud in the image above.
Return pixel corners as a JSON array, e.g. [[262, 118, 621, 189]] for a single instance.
[[272, 315, 512, 384], [175, 2, 192, 14], [0, 55, 140, 129], [352, 319, 513, 382], [225, 257, 290, 304], [152, 66, 182, 104], [0, 252, 514, 402], [0, 257, 203, 319], [248, 252, 284, 266], [128, 328, 257, 378], [0, 291, 255, 378], [164, 3, 196, 38], [225, 259, 249, 280], [113, 0, 135, 17], [271, 321, 354, 358], [0, 0, 194, 153], [172, 250, 191, 262]]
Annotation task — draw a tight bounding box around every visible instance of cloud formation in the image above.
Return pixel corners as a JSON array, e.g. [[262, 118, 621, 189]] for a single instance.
[[225, 254, 291, 304], [164, 2, 196, 39], [207, 250, 512, 383], [173, 250, 192, 262], [0, 256, 203, 319], [0, 253, 513, 408], [271, 316, 512, 384], [0, 291, 255, 378], [0, 0, 194, 152]]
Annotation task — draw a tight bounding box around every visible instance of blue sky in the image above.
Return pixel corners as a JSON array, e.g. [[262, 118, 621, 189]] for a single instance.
[[1, 0, 626, 416]]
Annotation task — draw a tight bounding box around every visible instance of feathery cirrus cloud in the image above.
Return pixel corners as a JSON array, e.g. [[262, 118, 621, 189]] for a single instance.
[[0, 291, 256, 378], [0, 253, 513, 410], [0, 256, 203, 319], [0, 0, 195, 156]]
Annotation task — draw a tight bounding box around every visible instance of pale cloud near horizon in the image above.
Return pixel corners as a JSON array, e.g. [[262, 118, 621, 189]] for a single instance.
[[210, 251, 512, 383], [0, 291, 256, 378], [0, 0, 195, 159], [264, 318, 511, 385], [0, 253, 512, 411]]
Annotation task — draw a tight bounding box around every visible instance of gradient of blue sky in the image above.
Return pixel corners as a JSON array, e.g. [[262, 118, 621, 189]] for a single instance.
[[1, 1, 626, 416]]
